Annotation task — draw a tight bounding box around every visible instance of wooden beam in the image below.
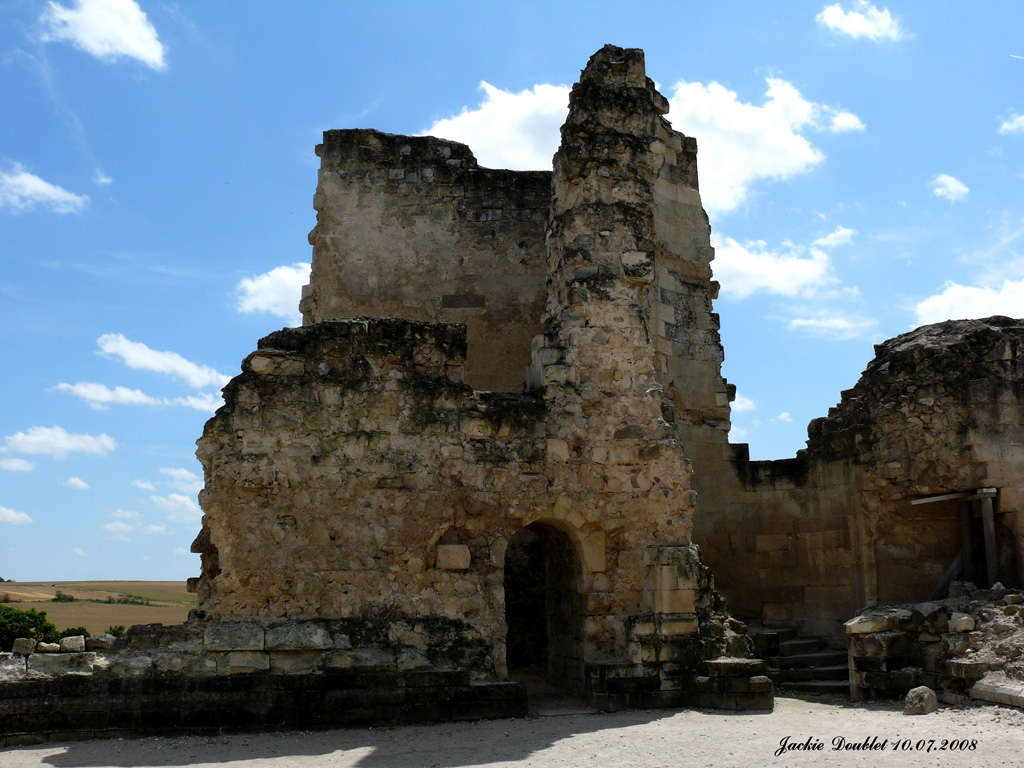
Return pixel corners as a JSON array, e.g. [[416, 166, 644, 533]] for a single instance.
[[961, 501, 974, 583], [930, 550, 963, 601], [909, 492, 971, 506], [982, 495, 998, 587]]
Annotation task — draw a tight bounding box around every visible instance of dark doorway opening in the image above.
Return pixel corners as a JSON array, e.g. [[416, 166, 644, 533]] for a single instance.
[[504, 522, 586, 699]]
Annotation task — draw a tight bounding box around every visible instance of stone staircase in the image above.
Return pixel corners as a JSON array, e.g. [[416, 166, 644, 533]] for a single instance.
[[749, 625, 849, 696]]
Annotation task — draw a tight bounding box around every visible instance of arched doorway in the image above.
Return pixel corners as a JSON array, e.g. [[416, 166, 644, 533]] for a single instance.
[[504, 522, 585, 694]]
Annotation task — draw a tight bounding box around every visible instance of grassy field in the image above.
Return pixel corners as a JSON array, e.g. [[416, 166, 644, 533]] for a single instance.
[[0, 581, 195, 635]]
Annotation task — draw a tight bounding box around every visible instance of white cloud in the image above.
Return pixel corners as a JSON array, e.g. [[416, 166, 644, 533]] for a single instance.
[[423, 82, 570, 171], [423, 75, 859, 220], [102, 520, 133, 539], [39, 0, 166, 70], [52, 382, 159, 408], [72, 547, 85, 556], [931, 174, 969, 202], [827, 109, 866, 133], [777, 412, 794, 423], [0, 164, 89, 214], [812, 226, 856, 249], [0, 507, 33, 525], [732, 394, 756, 412], [131, 480, 155, 491], [111, 508, 140, 519], [667, 78, 861, 216], [97, 333, 230, 389], [52, 381, 221, 413], [151, 493, 201, 522], [915, 279, 1024, 326], [235, 263, 310, 327], [93, 169, 113, 185], [63, 476, 89, 490], [142, 523, 171, 535], [160, 467, 203, 494], [173, 547, 189, 556], [2, 426, 116, 459], [816, 1, 906, 41], [786, 312, 877, 339], [998, 114, 1024, 135], [0, 458, 34, 472], [712, 233, 836, 299]]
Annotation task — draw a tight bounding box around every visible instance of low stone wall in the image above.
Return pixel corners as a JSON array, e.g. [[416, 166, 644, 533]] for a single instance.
[[846, 582, 1024, 701], [0, 620, 525, 746]]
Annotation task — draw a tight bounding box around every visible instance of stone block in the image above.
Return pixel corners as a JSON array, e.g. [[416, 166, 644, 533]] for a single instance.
[[270, 650, 325, 674], [152, 652, 216, 676], [265, 622, 333, 650], [436, 544, 471, 571], [948, 613, 976, 633], [204, 622, 265, 651], [903, 686, 938, 715], [0, 652, 26, 681], [326, 648, 396, 670], [85, 634, 118, 651], [397, 648, 432, 671], [36, 642, 60, 653], [845, 614, 896, 634], [59, 636, 86, 653], [27, 652, 95, 678], [11, 638, 37, 655], [218, 651, 270, 674], [96, 653, 153, 677]]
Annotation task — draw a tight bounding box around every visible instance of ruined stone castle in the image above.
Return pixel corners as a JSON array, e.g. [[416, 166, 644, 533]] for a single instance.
[[3, 45, 1023, 742]]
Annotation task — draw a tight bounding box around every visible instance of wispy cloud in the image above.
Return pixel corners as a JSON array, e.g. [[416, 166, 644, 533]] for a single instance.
[[236, 263, 310, 327], [786, 311, 877, 339], [0, 164, 89, 214], [62, 476, 90, 490], [732, 394, 756, 412], [0, 507, 34, 525], [131, 480, 155, 491], [0, 458, 34, 472], [2, 426, 116, 459], [816, 1, 906, 41], [151, 493, 201, 522], [931, 174, 969, 202], [97, 333, 229, 389], [93, 169, 113, 185], [160, 467, 203, 494], [812, 225, 856, 249], [998, 113, 1024, 135], [72, 547, 85, 556], [51, 382, 221, 412], [39, 0, 166, 71], [711, 234, 835, 299]]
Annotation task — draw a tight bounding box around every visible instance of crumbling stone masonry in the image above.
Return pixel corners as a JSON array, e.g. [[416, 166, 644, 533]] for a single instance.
[[0, 46, 771, 746], [190, 45, 765, 711]]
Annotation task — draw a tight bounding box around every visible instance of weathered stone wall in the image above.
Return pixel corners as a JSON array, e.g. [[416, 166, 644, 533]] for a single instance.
[[301, 129, 549, 392], [191, 46, 767, 714], [692, 317, 1024, 638]]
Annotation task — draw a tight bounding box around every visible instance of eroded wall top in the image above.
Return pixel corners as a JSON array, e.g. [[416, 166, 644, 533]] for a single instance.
[[302, 129, 550, 392]]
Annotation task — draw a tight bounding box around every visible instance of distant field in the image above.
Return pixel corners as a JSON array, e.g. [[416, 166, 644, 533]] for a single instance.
[[0, 581, 195, 635]]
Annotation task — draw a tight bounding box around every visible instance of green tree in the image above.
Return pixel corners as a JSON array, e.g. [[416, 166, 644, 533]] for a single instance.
[[0, 605, 59, 651]]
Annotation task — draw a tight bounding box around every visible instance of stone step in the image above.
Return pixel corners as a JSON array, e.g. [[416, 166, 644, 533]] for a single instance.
[[771, 649, 847, 670], [774, 664, 849, 683], [777, 637, 827, 655], [780, 679, 851, 695]]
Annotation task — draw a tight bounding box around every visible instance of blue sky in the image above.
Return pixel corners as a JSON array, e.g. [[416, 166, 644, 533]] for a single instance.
[[1, 1, 1022, 580]]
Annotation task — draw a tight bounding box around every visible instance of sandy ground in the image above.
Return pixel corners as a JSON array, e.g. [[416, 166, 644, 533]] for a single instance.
[[4, 696, 1024, 768]]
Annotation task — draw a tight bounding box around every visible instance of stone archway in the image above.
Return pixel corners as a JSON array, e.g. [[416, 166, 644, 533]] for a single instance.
[[503, 521, 586, 694]]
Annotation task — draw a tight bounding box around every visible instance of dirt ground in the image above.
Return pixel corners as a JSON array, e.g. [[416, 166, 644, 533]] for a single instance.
[[4, 695, 1024, 768]]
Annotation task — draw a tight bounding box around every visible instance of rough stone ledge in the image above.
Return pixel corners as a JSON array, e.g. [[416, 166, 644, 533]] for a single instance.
[[969, 675, 1024, 708]]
